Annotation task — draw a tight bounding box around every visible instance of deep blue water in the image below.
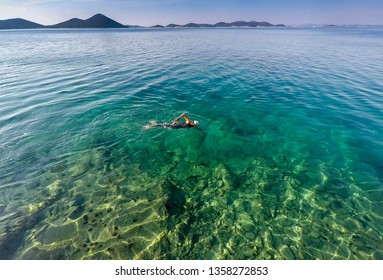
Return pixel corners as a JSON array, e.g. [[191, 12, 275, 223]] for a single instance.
[[0, 27, 382, 259]]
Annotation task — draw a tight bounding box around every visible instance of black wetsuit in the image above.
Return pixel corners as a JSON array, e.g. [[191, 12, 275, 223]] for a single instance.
[[157, 122, 192, 129]]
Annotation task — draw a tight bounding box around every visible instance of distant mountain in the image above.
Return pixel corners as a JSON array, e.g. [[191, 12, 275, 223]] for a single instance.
[[166, 24, 180, 28], [166, 21, 285, 28], [213, 21, 273, 27], [184, 23, 213, 28], [0, 14, 286, 30], [49, 14, 127, 28], [126, 25, 144, 28], [0, 18, 44, 29]]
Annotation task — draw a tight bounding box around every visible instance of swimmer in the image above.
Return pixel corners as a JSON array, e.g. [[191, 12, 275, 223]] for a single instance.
[[144, 113, 199, 129]]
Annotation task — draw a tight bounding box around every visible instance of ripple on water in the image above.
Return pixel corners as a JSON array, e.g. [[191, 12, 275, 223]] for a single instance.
[[1, 28, 383, 259]]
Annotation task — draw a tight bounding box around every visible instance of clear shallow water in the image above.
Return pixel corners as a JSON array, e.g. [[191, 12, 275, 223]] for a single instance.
[[0, 27, 383, 260]]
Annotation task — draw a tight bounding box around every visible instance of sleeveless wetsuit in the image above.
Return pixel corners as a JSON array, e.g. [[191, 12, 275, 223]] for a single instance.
[[157, 122, 192, 129]]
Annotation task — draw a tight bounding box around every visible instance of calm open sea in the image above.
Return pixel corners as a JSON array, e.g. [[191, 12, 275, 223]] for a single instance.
[[0, 27, 382, 259]]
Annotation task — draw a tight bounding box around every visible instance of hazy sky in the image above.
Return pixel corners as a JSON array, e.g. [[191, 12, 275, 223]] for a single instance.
[[0, 0, 382, 26]]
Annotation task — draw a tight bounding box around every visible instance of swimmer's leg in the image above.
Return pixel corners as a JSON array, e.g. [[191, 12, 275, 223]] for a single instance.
[[143, 120, 158, 130], [144, 121, 172, 130]]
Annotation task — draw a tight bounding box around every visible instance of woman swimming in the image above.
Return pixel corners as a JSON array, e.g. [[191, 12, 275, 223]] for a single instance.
[[144, 113, 199, 129]]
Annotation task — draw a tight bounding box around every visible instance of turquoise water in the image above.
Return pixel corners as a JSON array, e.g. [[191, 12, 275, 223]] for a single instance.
[[0, 28, 383, 260]]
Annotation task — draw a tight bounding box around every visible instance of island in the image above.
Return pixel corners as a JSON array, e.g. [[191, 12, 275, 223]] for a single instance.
[[0, 18, 44, 29], [0, 13, 285, 29], [0, 14, 128, 29], [48, 14, 126, 28], [166, 21, 285, 28]]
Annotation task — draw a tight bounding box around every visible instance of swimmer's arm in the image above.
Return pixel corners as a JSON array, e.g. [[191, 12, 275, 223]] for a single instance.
[[174, 113, 186, 123], [174, 113, 194, 125], [182, 114, 193, 124]]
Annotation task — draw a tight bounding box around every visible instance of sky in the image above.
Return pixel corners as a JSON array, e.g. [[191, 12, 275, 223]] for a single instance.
[[0, 0, 382, 26]]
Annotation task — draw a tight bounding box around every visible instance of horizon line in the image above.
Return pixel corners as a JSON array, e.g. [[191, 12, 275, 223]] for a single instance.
[[1, 13, 383, 27]]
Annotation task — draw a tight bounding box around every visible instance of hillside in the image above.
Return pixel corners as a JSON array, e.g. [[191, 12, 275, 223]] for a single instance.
[[0, 18, 44, 29], [49, 14, 127, 28], [166, 21, 285, 28], [0, 14, 285, 29]]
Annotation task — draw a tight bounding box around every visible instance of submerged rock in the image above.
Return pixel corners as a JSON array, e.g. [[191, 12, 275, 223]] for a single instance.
[[279, 245, 296, 259], [323, 178, 351, 199], [68, 205, 85, 220], [41, 223, 77, 244], [69, 164, 88, 177], [71, 194, 86, 207]]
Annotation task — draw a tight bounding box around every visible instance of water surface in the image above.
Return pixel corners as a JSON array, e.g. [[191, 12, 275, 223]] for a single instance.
[[0, 27, 383, 259]]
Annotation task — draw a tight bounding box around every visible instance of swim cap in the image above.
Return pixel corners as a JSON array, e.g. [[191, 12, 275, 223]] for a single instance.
[[194, 121, 199, 125]]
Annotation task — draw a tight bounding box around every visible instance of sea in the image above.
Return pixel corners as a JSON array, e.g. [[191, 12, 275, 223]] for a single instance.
[[0, 27, 382, 260]]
